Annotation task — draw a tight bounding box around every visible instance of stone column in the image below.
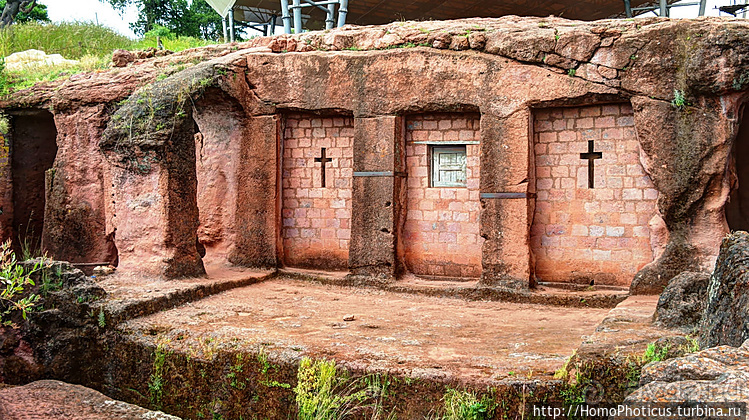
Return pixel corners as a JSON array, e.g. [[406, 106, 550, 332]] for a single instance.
[[349, 116, 405, 279], [43, 107, 109, 265], [479, 111, 532, 289], [112, 116, 205, 279], [228, 115, 279, 268]]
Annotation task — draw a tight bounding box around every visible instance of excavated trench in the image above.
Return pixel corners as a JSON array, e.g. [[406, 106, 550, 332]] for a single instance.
[[1, 264, 676, 419]]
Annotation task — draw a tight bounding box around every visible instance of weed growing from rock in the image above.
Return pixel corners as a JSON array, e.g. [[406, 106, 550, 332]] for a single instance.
[[149, 343, 170, 409], [440, 388, 495, 420], [0, 239, 42, 326], [294, 357, 394, 420], [641, 342, 670, 365], [671, 89, 687, 109], [0, 111, 8, 133], [0, 57, 9, 98]]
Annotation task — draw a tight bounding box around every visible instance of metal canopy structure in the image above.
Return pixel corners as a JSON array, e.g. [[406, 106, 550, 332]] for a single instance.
[[205, 0, 711, 37]]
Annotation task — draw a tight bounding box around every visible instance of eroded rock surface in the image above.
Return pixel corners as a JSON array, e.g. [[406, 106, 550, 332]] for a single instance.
[[0, 380, 180, 419], [700, 231, 749, 348], [625, 340, 749, 404], [0, 262, 106, 384], [654, 271, 710, 330]]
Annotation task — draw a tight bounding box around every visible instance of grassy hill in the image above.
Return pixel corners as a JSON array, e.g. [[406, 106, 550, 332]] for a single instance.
[[0, 21, 217, 95]]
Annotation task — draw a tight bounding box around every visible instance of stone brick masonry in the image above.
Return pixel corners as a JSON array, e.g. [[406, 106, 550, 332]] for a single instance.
[[404, 113, 483, 278], [282, 113, 354, 270], [531, 104, 658, 286]]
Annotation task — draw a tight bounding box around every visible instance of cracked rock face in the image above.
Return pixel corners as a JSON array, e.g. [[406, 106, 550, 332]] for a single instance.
[[700, 232, 749, 348], [654, 271, 710, 331], [0, 380, 181, 419], [625, 340, 749, 405]]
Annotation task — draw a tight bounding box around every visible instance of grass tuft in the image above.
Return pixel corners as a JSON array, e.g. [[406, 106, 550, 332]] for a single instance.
[[441, 388, 494, 420]]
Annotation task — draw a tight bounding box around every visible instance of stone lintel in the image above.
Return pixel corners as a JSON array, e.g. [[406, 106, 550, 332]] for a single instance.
[[349, 116, 404, 279]]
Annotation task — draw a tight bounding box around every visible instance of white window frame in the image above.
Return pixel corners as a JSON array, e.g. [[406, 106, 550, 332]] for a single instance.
[[431, 145, 467, 188]]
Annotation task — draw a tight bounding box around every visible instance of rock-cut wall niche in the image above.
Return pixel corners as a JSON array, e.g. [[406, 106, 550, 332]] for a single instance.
[[10, 110, 57, 255], [281, 113, 354, 270], [193, 88, 245, 265], [726, 105, 749, 232], [403, 113, 482, 278], [531, 103, 658, 286]]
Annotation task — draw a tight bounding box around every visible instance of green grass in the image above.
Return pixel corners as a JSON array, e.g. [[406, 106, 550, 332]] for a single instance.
[[133, 33, 216, 52], [440, 388, 495, 420], [0, 21, 132, 59], [0, 21, 218, 96], [294, 357, 394, 420], [641, 342, 670, 365]]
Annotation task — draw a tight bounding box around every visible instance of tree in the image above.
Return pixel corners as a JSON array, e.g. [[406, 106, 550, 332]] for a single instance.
[[0, 0, 47, 26], [102, 0, 227, 40], [0, 0, 47, 28]]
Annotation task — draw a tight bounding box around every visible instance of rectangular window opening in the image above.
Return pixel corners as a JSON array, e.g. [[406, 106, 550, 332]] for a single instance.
[[431, 145, 467, 188]]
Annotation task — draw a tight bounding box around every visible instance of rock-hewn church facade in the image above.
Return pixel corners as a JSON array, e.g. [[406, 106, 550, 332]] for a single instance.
[[1, 16, 748, 294]]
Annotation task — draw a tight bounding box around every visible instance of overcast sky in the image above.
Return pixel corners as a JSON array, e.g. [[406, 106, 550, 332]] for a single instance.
[[39, 0, 139, 38], [38, 0, 744, 40]]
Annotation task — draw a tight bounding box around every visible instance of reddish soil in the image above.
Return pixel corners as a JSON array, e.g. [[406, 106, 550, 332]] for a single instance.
[[120, 276, 614, 383]]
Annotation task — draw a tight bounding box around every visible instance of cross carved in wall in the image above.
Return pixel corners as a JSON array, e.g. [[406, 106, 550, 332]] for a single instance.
[[314, 147, 332, 188], [580, 140, 603, 189]]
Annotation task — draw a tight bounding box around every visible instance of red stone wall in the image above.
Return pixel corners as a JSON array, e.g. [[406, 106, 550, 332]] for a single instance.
[[282, 113, 353, 270], [403, 113, 482, 278], [194, 97, 243, 263], [531, 104, 658, 286]]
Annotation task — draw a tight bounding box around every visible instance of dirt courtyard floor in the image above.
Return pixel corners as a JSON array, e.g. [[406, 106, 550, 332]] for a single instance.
[[121, 276, 614, 383]]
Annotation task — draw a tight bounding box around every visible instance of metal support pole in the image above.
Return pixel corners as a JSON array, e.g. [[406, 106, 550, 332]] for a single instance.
[[267, 14, 277, 36], [337, 0, 348, 27], [229, 7, 235, 42], [292, 0, 302, 34], [280, 0, 292, 34], [698, 0, 707, 15], [623, 0, 633, 17], [222, 15, 228, 42], [303, 0, 328, 12], [659, 0, 668, 16], [326, 2, 336, 29]]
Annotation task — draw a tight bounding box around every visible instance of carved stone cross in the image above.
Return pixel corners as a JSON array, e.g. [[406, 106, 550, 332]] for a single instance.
[[580, 140, 603, 189], [314, 147, 332, 188]]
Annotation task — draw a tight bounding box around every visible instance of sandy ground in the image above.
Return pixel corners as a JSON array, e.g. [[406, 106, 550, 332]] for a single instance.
[[121, 276, 617, 382]]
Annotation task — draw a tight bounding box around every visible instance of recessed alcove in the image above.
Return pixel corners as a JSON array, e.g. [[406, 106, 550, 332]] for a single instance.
[[726, 105, 749, 232], [10, 110, 58, 255]]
